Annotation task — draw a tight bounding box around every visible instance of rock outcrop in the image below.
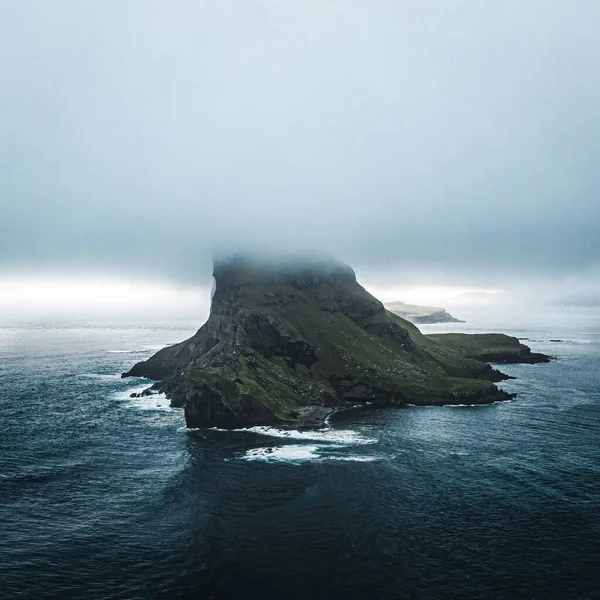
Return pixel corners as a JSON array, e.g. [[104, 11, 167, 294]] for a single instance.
[[123, 254, 550, 428]]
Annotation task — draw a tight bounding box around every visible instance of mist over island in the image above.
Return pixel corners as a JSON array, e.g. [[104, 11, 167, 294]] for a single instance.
[[121, 253, 550, 430], [1, 1, 599, 300]]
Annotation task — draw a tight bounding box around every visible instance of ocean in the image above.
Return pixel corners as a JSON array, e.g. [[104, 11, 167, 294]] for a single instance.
[[1, 309, 599, 599]]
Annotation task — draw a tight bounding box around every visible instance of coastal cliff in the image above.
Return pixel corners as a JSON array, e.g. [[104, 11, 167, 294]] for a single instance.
[[385, 301, 464, 324], [123, 255, 550, 428]]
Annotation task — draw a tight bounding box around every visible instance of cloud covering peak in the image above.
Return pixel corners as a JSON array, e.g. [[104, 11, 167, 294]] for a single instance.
[[1, 0, 599, 285]]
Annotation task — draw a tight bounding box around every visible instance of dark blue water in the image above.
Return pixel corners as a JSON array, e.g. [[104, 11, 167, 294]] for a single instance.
[[1, 311, 599, 599]]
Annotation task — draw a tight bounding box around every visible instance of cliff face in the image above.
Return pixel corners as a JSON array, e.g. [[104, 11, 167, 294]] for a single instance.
[[123, 255, 550, 428]]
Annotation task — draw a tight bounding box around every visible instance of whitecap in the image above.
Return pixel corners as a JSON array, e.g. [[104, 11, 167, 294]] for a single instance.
[[112, 385, 150, 401], [77, 373, 122, 380], [178, 426, 203, 433], [445, 403, 494, 408], [242, 444, 321, 462], [213, 425, 376, 445], [326, 455, 378, 462], [128, 392, 182, 413], [240, 444, 380, 463], [112, 386, 181, 413]]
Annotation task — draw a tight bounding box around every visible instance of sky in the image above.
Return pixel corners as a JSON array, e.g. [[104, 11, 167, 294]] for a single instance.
[[1, 0, 599, 316]]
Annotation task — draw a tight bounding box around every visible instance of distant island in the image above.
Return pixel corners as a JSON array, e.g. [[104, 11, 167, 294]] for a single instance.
[[123, 255, 550, 429], [385, 301, 465, 324]]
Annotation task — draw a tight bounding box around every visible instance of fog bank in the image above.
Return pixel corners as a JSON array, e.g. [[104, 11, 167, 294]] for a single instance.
[[1, 1, 599, 291]]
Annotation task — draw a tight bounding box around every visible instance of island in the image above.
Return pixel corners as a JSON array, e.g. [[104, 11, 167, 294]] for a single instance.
[[384, 301, 464, 324], [123, 254, 550, 429]]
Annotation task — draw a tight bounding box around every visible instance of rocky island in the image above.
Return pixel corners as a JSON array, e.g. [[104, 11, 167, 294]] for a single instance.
[[385, 301, 464, 324], [123, 255, 550, 429]]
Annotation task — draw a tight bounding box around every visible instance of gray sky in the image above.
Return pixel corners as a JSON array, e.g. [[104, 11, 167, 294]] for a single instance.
[[1, 0, 599, 291]]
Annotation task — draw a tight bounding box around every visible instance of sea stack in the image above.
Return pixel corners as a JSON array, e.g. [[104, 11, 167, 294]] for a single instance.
[[123, 254, 550, 428]]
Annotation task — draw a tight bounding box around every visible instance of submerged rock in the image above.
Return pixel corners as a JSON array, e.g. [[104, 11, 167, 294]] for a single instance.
[[123, 254, 550, 428]]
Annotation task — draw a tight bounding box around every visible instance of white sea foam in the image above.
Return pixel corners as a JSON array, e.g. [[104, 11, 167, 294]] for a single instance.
[[215, 426, 376, 445], [128, 393, 181, 412], [326, 455, 378, 462], [445, 403, 495, 408], [242, 445, 321, 462], [78, 373, 122, 380], [233, 426, 380, 463], [112, 386, 181, 413], [209, 420, 380, 463], [240, 445, 379, 463], [113, 385, 149, 401]]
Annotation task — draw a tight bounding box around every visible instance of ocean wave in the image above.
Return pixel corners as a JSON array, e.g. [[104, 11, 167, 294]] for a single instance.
[[445, 403, 495, 408], [212, 425, 376, 445], [223, 425, 380, 463], [112, 386, 182, 413], [128, 393, 182, 413], [243, 444, 321, 462], [112, 385, 150, 401], [240, 445, 379, 463], [325, 455, 379, 462], [77, 373, 123, 380]]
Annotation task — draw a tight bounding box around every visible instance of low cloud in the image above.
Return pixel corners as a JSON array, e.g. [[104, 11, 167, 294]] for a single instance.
[[1, 1, 599, 291]]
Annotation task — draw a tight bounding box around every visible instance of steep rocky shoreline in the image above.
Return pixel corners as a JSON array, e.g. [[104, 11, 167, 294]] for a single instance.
[[123, 255, 550, 428]]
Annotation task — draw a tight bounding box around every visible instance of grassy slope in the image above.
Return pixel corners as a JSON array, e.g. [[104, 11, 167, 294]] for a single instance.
[[385, 300, 446, 316], [426, 333, 543, 363], [184, 280, 504, 421]]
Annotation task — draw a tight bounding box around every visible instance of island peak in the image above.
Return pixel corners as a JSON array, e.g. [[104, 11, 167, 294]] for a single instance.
[[123, 255, 550, 428]]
